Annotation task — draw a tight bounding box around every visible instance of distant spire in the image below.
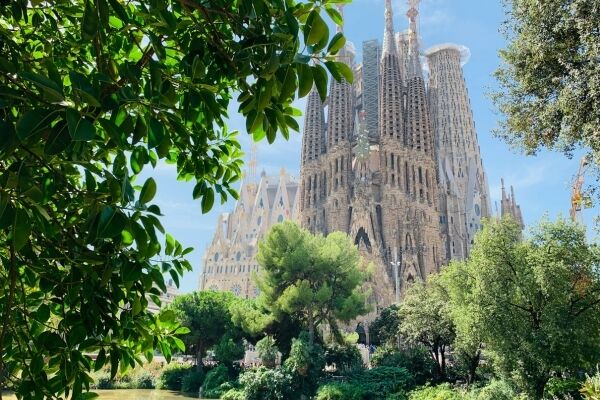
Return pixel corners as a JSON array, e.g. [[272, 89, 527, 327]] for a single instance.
[[382, 0, 396, 56], [406, 0, 422, 78], [247, 144, 257, 183]]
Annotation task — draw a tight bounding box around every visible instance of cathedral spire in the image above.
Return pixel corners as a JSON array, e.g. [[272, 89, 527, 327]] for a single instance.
[[382, 0, 396, 56], [379, 0, 403, 141], [406, 0, 422, 78]]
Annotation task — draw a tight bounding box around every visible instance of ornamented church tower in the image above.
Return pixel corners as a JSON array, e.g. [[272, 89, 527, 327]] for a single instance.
[[298, 0, 498, 312], [426, 43, 492, 260]]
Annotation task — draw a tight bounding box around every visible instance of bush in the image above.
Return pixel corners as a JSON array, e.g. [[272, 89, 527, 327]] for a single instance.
[[214, 334, 245, 368], [202, 364, 231, 397], [221, 389, 246, 400], [283, 334, 326, 397], [181, 369, 205, 393], [545, 377, 582, 400], [238, 367, 293, 400], [315, 382, 364, 400], [91, 372, 114, 389], [465, 380, 515, 400], [408, 383, 463, 400], [371, 346, 436, 385], [156, 362, 193, 390], [348, 366, 415, 399], [256, 336, 279, 368], [581, 371, 600, 400], [324, 344, 364, 373]]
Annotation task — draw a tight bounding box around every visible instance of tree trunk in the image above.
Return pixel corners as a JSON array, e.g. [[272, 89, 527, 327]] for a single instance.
[[196, 342, 204, 370], [440, 346, 447, 380], [308, 313, 315, 345]]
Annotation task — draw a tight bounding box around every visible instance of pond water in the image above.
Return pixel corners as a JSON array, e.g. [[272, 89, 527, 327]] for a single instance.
[[2, 389, 208, 399]]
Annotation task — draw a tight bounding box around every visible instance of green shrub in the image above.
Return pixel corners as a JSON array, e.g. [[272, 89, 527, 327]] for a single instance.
[[221, 389, 246, 400], [181, 369, 205, 393], [237, 367, 293, 400], [315, 382, 364, 400], [202, 364, 231, 397], [466, 380, 515, 400], [256, 336, 279, 368], [214, 334, 245, 368], [283, 334, 326, 397], [348, 366, 415, 399], [156, 362, 193, 390], [581, 371, 600, 400], [91, 372, 114, 389], [371, 346, 436, 385], [324, 344, 364, 373], [544, 377, 582, 400], [409, 383, 463, 400]]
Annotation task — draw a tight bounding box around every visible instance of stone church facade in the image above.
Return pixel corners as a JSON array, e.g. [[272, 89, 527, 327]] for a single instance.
[[298, 0, 492, 311], [198, 166, 299, 298]]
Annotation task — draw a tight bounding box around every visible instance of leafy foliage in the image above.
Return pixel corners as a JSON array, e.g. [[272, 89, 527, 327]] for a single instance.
[[256, 222, 371, 343], [315, 382, 365, 400], [155, 362, 193, 391], [324, 343, 364, 372], [408, 383, 463, 400], [163, 290, 239, 366], [449, 218, 600, 399], [493, 0, 600, 199], [581, 371, 600, 400], [237, 366, 294, 400], [346, 366, 415, 399], [399, 280, 455, 381], [370, 346, 436, 386], [369, 304, 401, 346], [283, 333, 326, 398], [214, 334, 245, 369], [0, 0, 351, 396], [181, 369, 205, 393], [202, 364, 233, 398], [255, 335, 279, 368]]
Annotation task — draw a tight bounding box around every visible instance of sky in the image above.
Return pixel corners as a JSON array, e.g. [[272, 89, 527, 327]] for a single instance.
[[149, 0, 599, 294]]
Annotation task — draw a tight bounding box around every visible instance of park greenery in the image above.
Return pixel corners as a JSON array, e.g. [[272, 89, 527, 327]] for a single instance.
[[0, 0, 352, 397], [107, 219, 599, 400], [493, 0, 600, 202]]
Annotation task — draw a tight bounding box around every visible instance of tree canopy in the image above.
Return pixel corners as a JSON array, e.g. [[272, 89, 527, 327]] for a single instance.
[[162, 290, 239, 368], [0, 0, 351, 397], [493, 0, 600, 189], [398, 280, 455, 381], [256, 222, 371, 344], [452, 218, 600, 398]]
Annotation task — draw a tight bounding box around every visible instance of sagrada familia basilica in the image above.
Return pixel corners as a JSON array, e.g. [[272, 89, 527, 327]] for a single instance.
[[199, 0, 524, 311]]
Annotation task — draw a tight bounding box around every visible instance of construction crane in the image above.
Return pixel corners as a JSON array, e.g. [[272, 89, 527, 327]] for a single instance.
[[570, 155, 591, 221]]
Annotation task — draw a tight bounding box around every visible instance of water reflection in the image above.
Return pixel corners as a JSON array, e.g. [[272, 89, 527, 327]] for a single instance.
[[2, 390, 205, 399]]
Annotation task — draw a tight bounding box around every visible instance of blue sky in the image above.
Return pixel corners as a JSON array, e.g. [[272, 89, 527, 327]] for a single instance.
[[149, 0, 599, 294]]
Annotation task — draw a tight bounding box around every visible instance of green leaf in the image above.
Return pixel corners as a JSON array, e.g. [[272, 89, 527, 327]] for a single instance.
[[246, 110, 264, 134], [327, 32, 346, 54], [165, 233, 175, 255], [66, 109, 96, 141], [304, 10, 328, 46], [95, 349, 107, 371], [106, 0, 128, 22], [139, 178, 157, 204], [82, 0, 99, 40], [148, 117, 164, 148], [336, 61, 354, 83], [81, 392, 100, 399], [201, 187, 214, 214], [19, 71, 64, 101], [97, 206, 127, 239], [172, 336, 185, 352], [325, 61, 342, 82], [44, 122, 71, 155], [285, 115, 300, 132], [325, 6, 343, 26], [297, 64, 314, 98], [312, 64, 329, 102], [13, 208, 30, 251], [159, 310, 175, 323], [16, 109, 55, 140]]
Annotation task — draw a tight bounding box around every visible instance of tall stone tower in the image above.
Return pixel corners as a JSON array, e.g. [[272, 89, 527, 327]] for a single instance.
[[426, 44, 492, 259], [299, 0, 447, 310]]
